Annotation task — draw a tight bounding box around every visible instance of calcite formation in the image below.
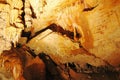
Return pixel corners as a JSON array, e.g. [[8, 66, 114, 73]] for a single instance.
[[26, 0, 120, 67], [0, 0, 120, 80], [0, 0, 24, 53]]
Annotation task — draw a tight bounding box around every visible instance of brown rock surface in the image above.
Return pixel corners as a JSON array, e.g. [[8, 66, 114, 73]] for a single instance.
[[0, 0, 120, 80], [26, 0, 120, 67]]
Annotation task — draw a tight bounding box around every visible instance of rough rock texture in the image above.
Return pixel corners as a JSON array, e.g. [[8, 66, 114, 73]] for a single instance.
[[0, 0, 120, 80], [0, 47, 27, 80], [26, 0, 120, 67], [0, 0, 24, 54], [0, 46, 46, 80]]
